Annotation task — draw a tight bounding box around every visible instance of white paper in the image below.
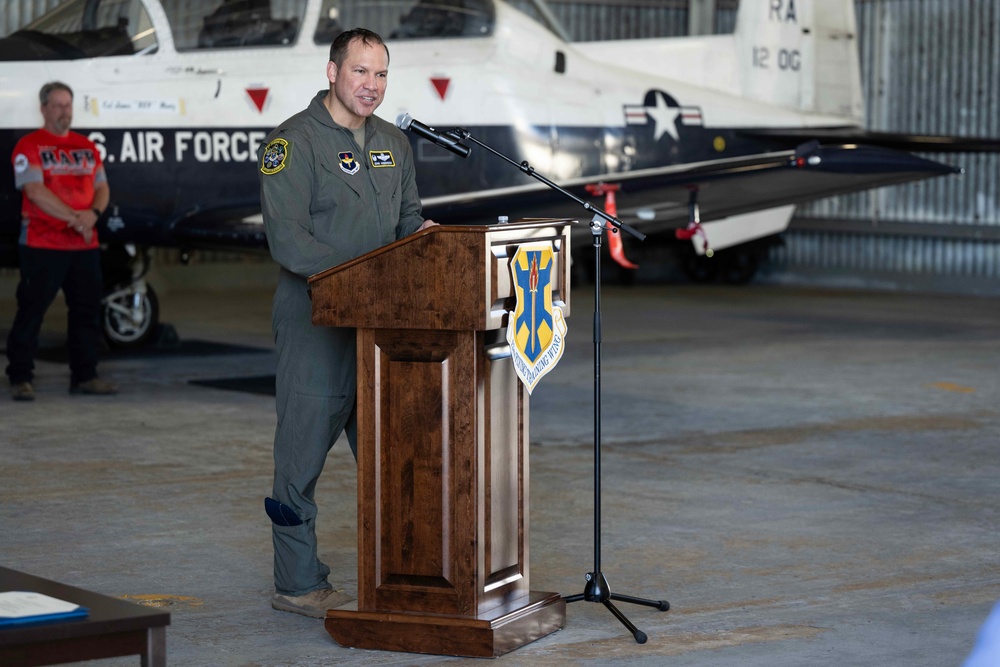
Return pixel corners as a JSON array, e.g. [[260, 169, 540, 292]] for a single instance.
[[0, 591, 81, 619]]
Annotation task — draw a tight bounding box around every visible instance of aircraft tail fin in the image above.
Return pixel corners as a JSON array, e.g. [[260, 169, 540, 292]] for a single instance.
[[733, 0, 864, 123]]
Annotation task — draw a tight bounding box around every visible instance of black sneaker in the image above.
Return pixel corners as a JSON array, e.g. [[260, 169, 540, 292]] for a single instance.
[[11, 381, 35, 401], [69, 378, 119, 395]]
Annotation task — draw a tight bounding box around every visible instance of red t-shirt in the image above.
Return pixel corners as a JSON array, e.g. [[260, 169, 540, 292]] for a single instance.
[[11, 128, 107, 250]]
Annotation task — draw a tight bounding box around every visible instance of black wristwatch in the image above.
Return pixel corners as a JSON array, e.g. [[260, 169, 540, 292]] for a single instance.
[[92, 207, 103, 217]]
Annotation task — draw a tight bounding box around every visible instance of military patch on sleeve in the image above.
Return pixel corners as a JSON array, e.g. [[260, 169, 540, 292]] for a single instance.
[[369, 150, 395, 168], [260, 138, 289, 175]]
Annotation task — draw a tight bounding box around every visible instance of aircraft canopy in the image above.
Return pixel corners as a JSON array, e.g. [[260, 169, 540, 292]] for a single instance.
[[0, 0, 501, 61]]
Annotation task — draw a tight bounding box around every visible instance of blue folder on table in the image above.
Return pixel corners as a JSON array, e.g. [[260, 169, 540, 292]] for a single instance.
[[0, 591, 90, 627]]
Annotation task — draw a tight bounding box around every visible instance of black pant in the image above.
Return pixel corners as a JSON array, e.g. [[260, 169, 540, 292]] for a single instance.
[[5, 246, 103, 386]]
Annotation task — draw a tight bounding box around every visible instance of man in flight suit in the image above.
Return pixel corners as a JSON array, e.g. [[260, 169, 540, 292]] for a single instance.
[[258, 28, 436, 618]]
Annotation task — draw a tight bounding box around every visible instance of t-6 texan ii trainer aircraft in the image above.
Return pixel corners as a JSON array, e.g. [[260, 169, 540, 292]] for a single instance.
[[0, 0, 986, 346]]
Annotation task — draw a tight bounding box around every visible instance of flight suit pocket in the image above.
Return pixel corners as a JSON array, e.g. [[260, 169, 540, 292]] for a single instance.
[[371, 164, 402, 222], [317, 160, 364, 205]]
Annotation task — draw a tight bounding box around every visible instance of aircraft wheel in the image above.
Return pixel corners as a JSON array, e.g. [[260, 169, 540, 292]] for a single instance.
[[102, 283, 160, 348], [721, 250, 759, 285], [679, 252, 718, 283]]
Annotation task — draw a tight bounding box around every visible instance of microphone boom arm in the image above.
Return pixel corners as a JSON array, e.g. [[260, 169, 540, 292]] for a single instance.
[[451, 128, 646, 241]]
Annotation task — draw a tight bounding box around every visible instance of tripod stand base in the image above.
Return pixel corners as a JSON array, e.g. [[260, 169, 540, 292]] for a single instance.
[[564, 572, 669, 644]]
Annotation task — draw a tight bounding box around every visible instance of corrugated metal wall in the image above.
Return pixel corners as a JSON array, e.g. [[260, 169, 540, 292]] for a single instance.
[[771, 0, 1000, 284], [793, 0, 1000, 223], [540, 0, 738, 37], [1, 0, 65, 34], [3, 0, 998, 287], [533, 0, 690, 40]]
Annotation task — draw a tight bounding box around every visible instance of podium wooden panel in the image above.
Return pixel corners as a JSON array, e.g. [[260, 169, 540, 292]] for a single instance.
[[308, 220, 572, 657]]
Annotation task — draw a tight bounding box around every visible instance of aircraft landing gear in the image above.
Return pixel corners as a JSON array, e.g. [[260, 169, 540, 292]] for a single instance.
[[103, 281, 159, 348], [678, 238, 778, 285], [721, 248, 760, 285], [678, 244, 762, 285], [678, 244, 719, 283], [101, 244, 160, 348]]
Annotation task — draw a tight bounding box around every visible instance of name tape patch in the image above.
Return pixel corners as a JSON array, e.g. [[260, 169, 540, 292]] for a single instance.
[[369, 150, 395, 168]]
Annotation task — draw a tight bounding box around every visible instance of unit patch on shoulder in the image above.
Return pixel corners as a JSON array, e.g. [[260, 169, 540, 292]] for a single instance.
[[339, 151, 360, 175], [260, 138, 289, 175], [369, 150, 395, 168]]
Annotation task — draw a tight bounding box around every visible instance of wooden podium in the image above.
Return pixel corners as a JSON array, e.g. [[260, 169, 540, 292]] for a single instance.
[[307, 219, 572, 657]]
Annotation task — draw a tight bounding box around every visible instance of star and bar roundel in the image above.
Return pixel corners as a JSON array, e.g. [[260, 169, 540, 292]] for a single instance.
[[506, 243, 567, 394]]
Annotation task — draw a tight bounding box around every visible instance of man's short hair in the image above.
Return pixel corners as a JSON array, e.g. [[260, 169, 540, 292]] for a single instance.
[[329, 28, 389, 67], [40, 81, 73, 106]]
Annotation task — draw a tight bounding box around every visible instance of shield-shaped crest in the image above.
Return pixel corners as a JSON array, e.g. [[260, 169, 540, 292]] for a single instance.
[[339, 151, 359, 175], [506, 243, 567, 394]]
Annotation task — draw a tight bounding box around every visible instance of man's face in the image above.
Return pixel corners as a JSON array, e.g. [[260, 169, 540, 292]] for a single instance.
[[327, 38, 388, 128], [42, 89, 73, 135]]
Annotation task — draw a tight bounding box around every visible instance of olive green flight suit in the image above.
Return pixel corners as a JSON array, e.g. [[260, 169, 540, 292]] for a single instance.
[[258, 90, 425, 596]]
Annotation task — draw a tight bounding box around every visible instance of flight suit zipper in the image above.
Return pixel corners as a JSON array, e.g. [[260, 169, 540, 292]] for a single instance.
[[341, 125, 386, 247]]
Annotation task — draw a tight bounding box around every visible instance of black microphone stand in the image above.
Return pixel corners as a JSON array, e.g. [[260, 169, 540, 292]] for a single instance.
[[450, 128, 670, 643]]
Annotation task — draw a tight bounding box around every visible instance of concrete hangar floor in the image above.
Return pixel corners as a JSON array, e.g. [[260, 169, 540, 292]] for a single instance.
[[1, 259, 998, 667]]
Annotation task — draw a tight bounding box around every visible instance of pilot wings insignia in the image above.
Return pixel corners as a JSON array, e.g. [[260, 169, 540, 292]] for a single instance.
[[506, 243, 567, 394]]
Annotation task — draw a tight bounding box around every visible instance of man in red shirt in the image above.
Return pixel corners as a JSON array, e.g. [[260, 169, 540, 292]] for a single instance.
[[6, 81, 117, 400]]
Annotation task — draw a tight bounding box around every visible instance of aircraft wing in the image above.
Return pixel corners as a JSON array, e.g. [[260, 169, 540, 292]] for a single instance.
[[740, 129, 1000, 154], [422, 142, 961, 235], [168, 208, 268, 251], [129, 142, 957, 253]]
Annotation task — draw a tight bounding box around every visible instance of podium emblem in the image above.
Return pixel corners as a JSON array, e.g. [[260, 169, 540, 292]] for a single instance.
[[507, 243, 567, 394]]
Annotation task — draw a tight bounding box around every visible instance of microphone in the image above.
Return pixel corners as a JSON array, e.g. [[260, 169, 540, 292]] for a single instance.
[[395, 113, 470, 158]]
